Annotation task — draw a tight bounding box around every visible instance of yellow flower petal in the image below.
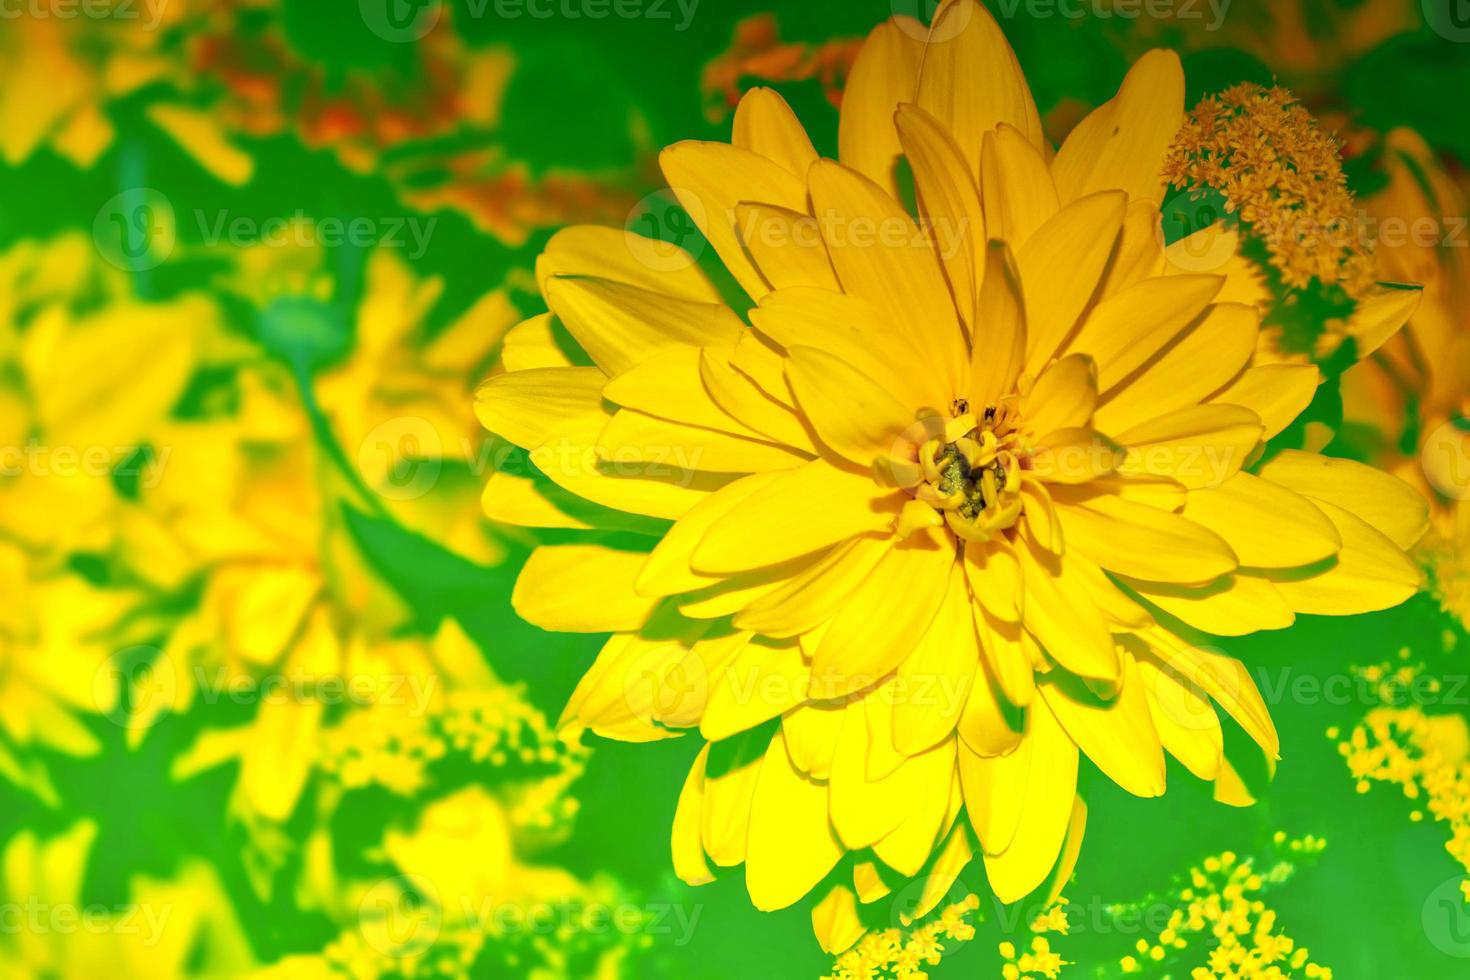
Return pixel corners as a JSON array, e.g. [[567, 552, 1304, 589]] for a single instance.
[[1093, 302, 1260, 435], [1061, 273, 1225, 392], [783, 703, 845, 780], [704, 730, 766, 866], [699, 344, 817, 450], [1206, 364, 1319, 440], [735, 534, 891, 638], [980, 696, 1079, 903], [980, 123, 1059, 247], [637, 472, 783, 596], [1052, 489, 1238, 585], [732, 86, 818, 178], [1254, 450, 1429, 550], [1024, 353, 1098, 439], [544, 275, 743, 375], [475, 366, 606, 450], [734, 202, 840, 292], [660, 140, 809, 300], [751, 286, 940, 412], [1265, 499, 1423, 616], [672, 746, 716, 886], [1114, 403, 1264, 490], [512, 544, 658, 632], [537, 225, 722, 303], [703, 640, 811, 741], [1040, 655, 1166, 799], [692, 459, 897, 574], [1051, 48, 1184, 206], [1016, 526, 1121, 682], [811, 884, 866, 957], [786, 345, 915, 465], [598, 408, 808, 473], [896, 101, 986, 330], [811, 531, 953, 696], [838, 16, 925, 202], [1018, 191, 1127, 376], [1181, 471, 1341, 569], [1128, 573, 1295, 637], [871, 738, 957, 876], [745, 728, 845, 910], [1141, 627, 1279, 759], [915, 0, 1044, 174], [808, 159, 965, 392], [894, 564, 983, 755], [971, 239, 1027, 408], [604, 346, 768, 439], [1136, 656, 1222, 782]]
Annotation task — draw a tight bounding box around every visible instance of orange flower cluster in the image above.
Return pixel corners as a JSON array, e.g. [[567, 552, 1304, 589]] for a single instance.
[[1164, 84, 1376, 299]]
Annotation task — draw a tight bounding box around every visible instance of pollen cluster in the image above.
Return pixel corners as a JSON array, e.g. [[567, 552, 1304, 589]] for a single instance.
[[912, 403, 1023, 542], [1163, 83, 1375, 299]]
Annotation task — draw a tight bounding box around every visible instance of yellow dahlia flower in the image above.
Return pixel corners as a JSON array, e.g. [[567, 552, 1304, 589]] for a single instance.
[[476, 0, 1428, 946]]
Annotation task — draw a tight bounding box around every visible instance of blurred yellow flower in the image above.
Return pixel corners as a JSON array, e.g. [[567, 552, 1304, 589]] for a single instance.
[[1340, 128, 1470, 629]]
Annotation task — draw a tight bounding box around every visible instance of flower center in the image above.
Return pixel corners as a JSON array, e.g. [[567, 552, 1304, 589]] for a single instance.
[[913, 400, 1023, 542]]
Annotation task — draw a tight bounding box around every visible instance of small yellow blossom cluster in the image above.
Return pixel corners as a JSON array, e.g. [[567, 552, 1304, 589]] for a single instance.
[[824, 894, 981, 980], [1333, 652, 1470, 883], [1114, 838, 1331, 979], [1426, 524, 1470, 634], [325, 896, 651, 980], [1000, 934, 1071, 979], [1163, 83, 1375, 298], [321, 688, 590, 835]]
